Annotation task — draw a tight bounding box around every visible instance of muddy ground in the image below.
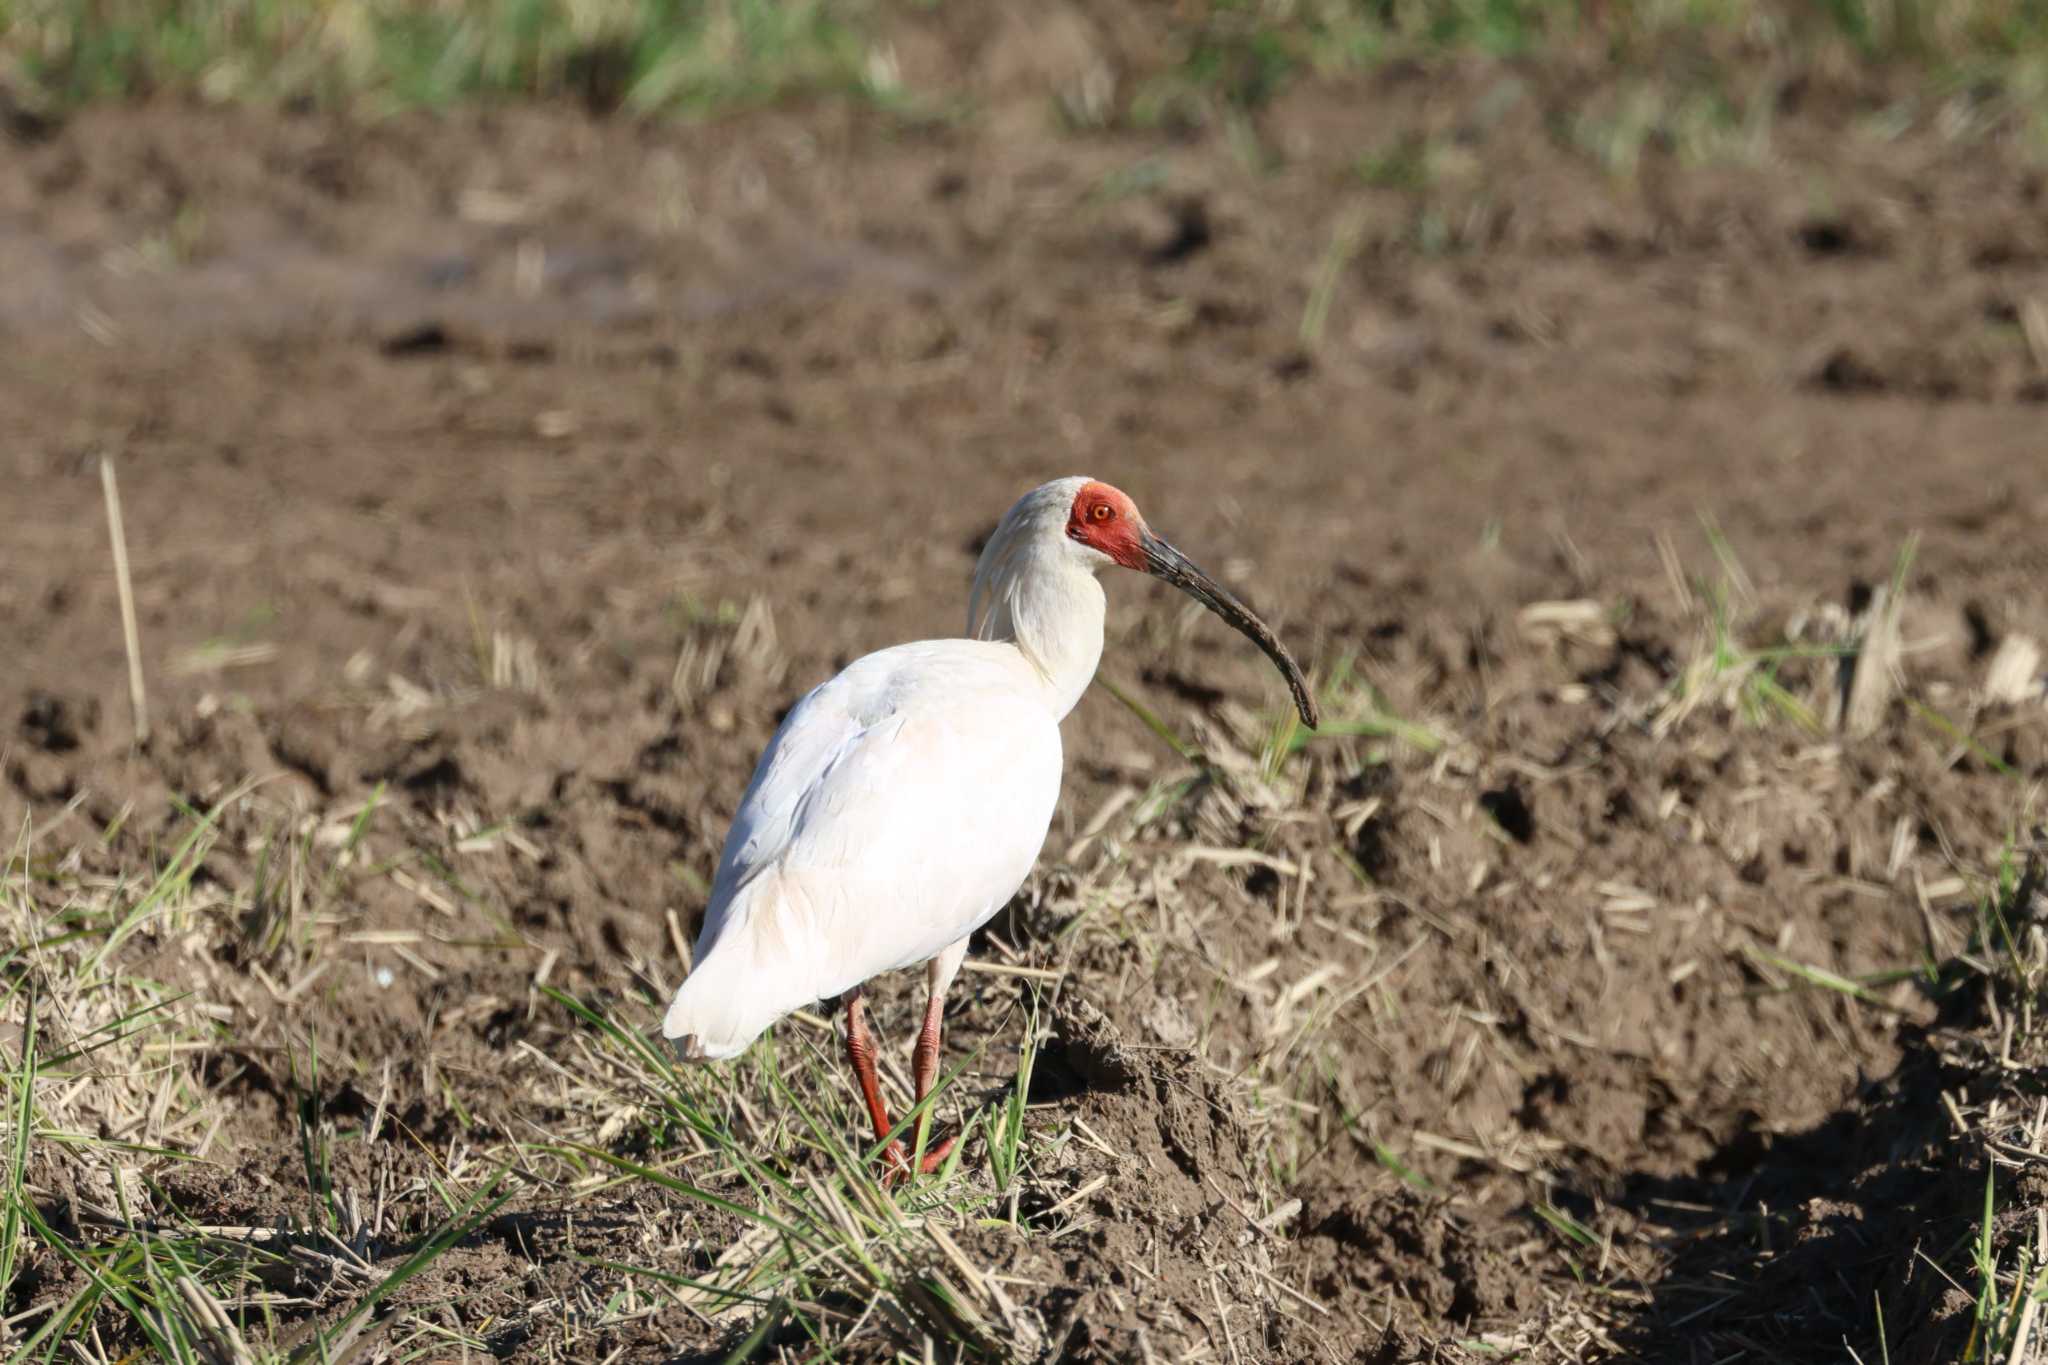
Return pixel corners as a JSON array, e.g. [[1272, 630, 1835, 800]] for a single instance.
[[6, 10, 2048, 1363]]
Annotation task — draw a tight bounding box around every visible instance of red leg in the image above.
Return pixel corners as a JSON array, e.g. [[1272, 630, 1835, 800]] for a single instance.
[[907, 971, 959, 1174], [844, 987, 910, 1180], [912, 988, 945, 1099]]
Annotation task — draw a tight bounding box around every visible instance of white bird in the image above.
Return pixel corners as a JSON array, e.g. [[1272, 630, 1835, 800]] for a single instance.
[[663, 476, 1317, 1177]]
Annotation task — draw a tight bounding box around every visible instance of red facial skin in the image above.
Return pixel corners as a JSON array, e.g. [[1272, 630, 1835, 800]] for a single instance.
[[1065, 480, 1147, 570]]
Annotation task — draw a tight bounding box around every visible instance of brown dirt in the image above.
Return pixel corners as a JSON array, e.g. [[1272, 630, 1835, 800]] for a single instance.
[[6, 10, 2048, 1362]]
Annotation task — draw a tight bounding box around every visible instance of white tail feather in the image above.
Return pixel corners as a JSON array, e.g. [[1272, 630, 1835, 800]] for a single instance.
[[661, 954, 783, 1062]]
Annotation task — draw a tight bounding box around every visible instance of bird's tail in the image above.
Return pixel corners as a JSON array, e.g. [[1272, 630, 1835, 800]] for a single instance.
[[661, 954, 782, 1063]]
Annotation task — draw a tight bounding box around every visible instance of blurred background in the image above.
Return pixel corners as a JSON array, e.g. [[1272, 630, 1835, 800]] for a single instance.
[[8, 0, 2046, 710], [4, 3, 2048, 1363]]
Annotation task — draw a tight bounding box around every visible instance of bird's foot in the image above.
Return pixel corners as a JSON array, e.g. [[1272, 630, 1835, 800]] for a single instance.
[[879, 1129, 960, 1187]]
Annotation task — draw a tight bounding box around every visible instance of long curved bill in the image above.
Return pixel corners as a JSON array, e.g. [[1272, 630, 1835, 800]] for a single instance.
[[1141, 530, 1319, 729]]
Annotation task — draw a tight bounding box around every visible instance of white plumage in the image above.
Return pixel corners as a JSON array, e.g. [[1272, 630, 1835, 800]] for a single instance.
[[661, 475, 1315, 1178], [661, 640, 1064, 1059]]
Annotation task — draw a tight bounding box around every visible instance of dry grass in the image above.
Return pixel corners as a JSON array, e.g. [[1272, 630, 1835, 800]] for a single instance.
[[0, 778, 1059, 1359]]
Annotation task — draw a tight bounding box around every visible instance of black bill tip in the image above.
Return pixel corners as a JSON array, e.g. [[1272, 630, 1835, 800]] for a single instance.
[[1140, 531, 1319, 730]]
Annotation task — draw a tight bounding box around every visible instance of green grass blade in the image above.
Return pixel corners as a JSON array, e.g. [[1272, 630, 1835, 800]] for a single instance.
[[0, 991, 36, 1305], [1095, 674, 1199, 762], [578, 1254, 780, 1312], [39, 992, 189, 1069], [721, 1295, 790, 1361], [553, 1143, 825, 1250], [1533, 1201, 1598, 1249], [1908, 699, 2018, 780], [1744, 945, 1902, 1012], [1369, 1140, 1435, 1192], [82, 804, 224, 974]]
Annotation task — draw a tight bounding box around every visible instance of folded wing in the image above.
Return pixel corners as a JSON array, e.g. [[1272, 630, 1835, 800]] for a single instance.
[[663, 641, 1063, 1059]]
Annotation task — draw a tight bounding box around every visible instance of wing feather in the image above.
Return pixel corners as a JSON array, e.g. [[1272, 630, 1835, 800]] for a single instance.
[[664, 640, 1062, 1059]]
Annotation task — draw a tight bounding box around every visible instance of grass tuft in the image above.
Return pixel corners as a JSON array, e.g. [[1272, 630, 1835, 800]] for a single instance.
[[528, 984, 1043, 1357]]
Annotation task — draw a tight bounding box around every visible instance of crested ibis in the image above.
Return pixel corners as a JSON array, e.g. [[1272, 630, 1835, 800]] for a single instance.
[[663, 476, 1317, 1177]]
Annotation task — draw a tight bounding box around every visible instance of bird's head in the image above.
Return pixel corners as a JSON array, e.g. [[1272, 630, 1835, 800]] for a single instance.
[[1061, 478, 1319, 729]]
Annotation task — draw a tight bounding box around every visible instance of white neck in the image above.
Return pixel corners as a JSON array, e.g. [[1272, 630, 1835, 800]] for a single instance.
[[966, 484, 1106, 720]]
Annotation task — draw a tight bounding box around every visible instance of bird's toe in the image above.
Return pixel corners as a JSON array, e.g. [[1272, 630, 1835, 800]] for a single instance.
[[916, 1131, 959, 1174], [875, 1129, 959, 1187]]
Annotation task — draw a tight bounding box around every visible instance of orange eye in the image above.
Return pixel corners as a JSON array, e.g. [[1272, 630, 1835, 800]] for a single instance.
[[1090, 503, 1114, 523]]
